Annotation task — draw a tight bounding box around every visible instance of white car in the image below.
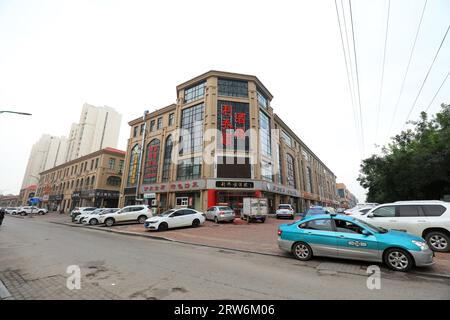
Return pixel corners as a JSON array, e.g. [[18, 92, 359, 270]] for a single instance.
[[71, 207, 97, 222], [344, 205, 374, 217], [82, 208, 120, 225], [5, 207, 19, 215], [344, 203, 378, 215], [18, 206, 47, 215], [75, 208, 106, 224], [144, 208, 205, 231], [98, 205, 153, 227], [276, 204, 295, 219], [360, 200, 450, 252]]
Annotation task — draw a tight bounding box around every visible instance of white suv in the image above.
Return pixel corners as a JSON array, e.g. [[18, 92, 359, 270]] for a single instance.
[[18, 206, 48, 216], [276, 204, 295, 219], [360, 200, 450, 252], [98, 205, 153, 227]]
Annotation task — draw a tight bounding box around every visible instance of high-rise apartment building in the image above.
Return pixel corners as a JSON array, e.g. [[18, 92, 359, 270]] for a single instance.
[[21, 134, 68, 189], [65, 103, 122, 162]]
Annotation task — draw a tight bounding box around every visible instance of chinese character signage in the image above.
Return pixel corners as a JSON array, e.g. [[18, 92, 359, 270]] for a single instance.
[[215, 181, 255, 189], [141, 180, 206, 193], [217, 101, 249, 151]]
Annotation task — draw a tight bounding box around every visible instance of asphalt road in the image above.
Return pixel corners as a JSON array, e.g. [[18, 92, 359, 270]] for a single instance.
[[1, 216, 449, 299]]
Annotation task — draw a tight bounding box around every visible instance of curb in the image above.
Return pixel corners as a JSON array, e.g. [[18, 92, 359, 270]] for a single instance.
[[51, 220, 450, 280]]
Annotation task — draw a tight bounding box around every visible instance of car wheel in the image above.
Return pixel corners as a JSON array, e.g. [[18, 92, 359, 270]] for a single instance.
[[104, 218, 115, 227], [214, 216, 219, 224], [89, 218, 98, 226], [292, 242, 313, 261], [158, 222, 168, 231], [261, 218, 266, 223], [425, 231, 450, 252], [192, 219, 200, 227], [384, 248, 413, 272], [137, 215, 147, 224]]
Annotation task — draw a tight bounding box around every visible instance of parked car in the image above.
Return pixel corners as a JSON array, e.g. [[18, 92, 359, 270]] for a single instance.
[[276, 204, 295, 219], [75, 208, 106, 224], [5, 207, 19, 215], [344, 203, 379, 215], [18, 206, 47, 216], [70, 207, 97, 222], [81, 208, 120, 225], [98, 205, 153, 227], [344, 205, 374, 217], [359, 200, 450, 252], [205, 206, 235, 223], [144, 208, 205, 231], [304, 206, 333, 217], [336, 208, 346, 214], [278, 213, 434, 272]]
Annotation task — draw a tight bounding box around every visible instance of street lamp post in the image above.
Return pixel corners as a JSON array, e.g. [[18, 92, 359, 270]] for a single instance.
[[0, 111, 32, 116], [135, 110, 149, 203]]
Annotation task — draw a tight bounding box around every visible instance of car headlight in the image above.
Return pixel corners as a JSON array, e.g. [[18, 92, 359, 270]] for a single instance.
[[412, 240, 428, 251]]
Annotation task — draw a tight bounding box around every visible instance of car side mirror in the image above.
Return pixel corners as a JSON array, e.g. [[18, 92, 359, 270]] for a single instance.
[[367, 213, 374, 218], [362, 229, 371, 236]]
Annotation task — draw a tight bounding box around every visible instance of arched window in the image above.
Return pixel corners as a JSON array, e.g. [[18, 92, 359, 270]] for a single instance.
[[127, 144, 140, 187], [85, 177, 90, 187], [286, 154, 296, 188], [143, 139, 160, 184], [107, 176, 122, 186], [91, 176, 95, 186], [162, 135, 173, 182]]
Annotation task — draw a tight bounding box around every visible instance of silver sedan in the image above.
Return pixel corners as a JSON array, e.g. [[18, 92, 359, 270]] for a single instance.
[[205, 206, 235, 223]]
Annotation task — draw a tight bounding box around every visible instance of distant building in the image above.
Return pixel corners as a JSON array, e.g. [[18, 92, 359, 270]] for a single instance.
[[336, 183, 358, 208], [65, 103, 122, 162], [0, 194, 20, 207], [20, 134, 68, 189], [36, 147, 125, 212], [19, 185, 37, 206]]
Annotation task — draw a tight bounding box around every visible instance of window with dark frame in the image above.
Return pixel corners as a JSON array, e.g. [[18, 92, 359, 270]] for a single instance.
[[179, 103, 204, 155], [143, 139, 160, 184], [218, 78, 248, 98], [184, 82, 206, 103], [176, 157, 202, 180]]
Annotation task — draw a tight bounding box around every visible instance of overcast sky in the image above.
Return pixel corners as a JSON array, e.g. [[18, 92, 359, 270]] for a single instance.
[[1, 0, 449, 202]]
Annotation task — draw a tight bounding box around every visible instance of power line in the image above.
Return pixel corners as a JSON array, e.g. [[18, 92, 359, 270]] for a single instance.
[[334, 0, 362, 155], [387, 0, 427, 138], [349, 0, 365, 155], [375, 0, 391, 143], [424, 70, 450, 113], [403, 23, 450, 128]]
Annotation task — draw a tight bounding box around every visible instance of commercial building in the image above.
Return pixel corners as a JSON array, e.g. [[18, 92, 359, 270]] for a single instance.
[[18, 185, 37, 206], [0, 194, 20, 207], [336, 183, 358, 209], [65, 103, 122, 162], [36, 148, 125, 212], [20, 134, 68, 189], [119, 71, 338, 214]]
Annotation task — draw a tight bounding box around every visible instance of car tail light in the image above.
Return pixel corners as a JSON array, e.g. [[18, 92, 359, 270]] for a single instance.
[[277, 229, 282, 236], [219, 211, 224, 215]]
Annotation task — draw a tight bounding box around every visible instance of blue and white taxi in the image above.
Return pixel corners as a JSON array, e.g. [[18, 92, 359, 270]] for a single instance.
[[278, 213, 434, 272]]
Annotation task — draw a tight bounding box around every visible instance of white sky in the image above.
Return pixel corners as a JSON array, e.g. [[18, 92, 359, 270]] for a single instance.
[[1, 0, 449, 202]]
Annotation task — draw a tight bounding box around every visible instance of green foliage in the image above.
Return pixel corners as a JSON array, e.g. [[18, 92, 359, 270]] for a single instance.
[[358, 103, 450, 203]]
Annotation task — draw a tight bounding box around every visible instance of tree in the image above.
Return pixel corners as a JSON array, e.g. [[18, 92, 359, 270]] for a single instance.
[[358, 103, 450, 203]]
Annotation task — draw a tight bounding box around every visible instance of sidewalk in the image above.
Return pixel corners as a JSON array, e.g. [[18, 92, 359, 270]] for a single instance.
[[11, 212, 450, 278]]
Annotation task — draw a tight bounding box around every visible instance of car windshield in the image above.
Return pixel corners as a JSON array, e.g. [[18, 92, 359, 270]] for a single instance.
[[92, 209, 104, 214], [278, 205, 291, 209], [354, 218, 388, 233], [159, 209, 176, 216], [218, 206, 232, 211]]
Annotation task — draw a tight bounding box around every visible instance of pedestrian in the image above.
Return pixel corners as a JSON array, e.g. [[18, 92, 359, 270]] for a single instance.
[[0, 207, 5, 226]]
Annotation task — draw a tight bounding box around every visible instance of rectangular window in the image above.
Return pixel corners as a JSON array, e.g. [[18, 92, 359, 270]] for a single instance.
[[109, 158, 115, 170], [179, 104, 204, 155], [90, 160, 94, 171], [281, 130, 293, 147], [150, 120, 155, 132], [261, 159, 273, 182], [259, 111, 271, 156], [217, 156, 251, 179], [218, 78, 248, 98], [95, 158, 99, 169], [176, 197, 189, 206], [133, 126, 138, 137], [118, 160, 124, 173], [257, 91, 268, 108], [169, 113, 174, 126], [306, 167, 313, 193], [176, 157, 202, 180], [184, 81, 205, 103], [140, 124, 145, 135], [157, 117, 162, 130]]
